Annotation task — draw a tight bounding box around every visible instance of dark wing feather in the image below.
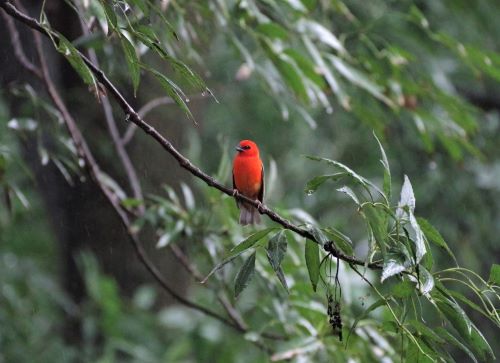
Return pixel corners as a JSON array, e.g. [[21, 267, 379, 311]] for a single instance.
[[258, 162, 264, 203], [233, 170, 241, 208]]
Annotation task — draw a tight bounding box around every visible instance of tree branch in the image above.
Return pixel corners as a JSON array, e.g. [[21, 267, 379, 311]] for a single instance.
[[0, 0, 381, 270]]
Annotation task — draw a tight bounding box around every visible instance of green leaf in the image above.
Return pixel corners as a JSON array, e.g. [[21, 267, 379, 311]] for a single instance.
[[409, 212, 427, 263], [337, 185, 360, 205], [488, 264, 500, 286], [120, 36, 140, 96], [305, 224, 329, 246], [418, 266, 434, 295], [417, 217, 456, 262], [255, 23, 289, 40], [305, 155, 384, 199], [275, 266, 289, 293], [201, 228, 277, 283], [145, 66, 194, 121], [129, 0, 150, 17], [56, 35, 96, 87], [234, 252, 256, 298], [408, 319, 445, 344], [274, 53, 309, 102], [328, 55, 394, 107], [433, 291, 495, 361], [297, 19, 345, 54], [100, 0, 117, 35], [267, 231, 287, 271], [363, 204, 387, 258], [391, 280, 414, 298], [435, 328, 479, 363], [381, 250, 410, 282], [374, 132, 391, 201], [397, 175, 415, 216], [304, 173, 346, 194], [305, 239, 320, 292], [284, 48, 326, 88]]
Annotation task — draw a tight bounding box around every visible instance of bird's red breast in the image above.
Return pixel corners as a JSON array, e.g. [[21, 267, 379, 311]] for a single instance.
[[233, 140, 263, 199]]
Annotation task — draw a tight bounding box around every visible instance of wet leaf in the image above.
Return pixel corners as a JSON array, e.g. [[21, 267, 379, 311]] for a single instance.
[[304, 173, 346, 194], [305, 239, 320, 292], [201, 228, 277, 283], [234, 251, 256, 298], [267, 231, 287, 271]]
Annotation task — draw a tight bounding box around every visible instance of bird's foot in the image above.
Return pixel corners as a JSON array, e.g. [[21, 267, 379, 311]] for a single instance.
[[232, 189, 239, 197], [255, 200, 265, 214]]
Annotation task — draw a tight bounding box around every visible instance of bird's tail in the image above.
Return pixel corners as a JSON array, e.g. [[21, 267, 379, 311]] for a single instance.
[[239, 204, 261, 225]]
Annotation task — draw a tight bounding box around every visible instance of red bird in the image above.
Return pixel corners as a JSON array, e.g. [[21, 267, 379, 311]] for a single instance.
[[233, 140, 264, 225]]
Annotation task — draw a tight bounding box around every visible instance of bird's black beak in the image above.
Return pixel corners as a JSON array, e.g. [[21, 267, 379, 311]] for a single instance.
[[236, 145, 244, 152]]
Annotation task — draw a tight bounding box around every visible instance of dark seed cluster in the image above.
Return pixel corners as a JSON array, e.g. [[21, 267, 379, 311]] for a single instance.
[[327, 295, 343, 341]]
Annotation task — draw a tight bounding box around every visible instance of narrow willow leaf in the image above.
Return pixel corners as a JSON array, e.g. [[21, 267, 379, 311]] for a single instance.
[[305, 155, 384, 199], [284, 48, 326, 88], [304, 224, 329, 246], [303, 36, 347, 106], [129, 0, 150, 17], [397, 175, 415, 218], [329, 55, 394, 107], [255, 23, 288, 40], [337, 185, 359, 205], [275, 54, 309, 102], [145, 67, 194, 121], [488, 264, 500, 286], [347, 298, 385, 344], [381, 251, 410, 282], [305, 239, 320, 292], [296, 19, 345, 54], [275, 266, 289, 293], [267, 231, 287, 271], [432, 290, 494, 361], [234, 252, 256, 298], [373, 132, 391, 201], [408, 320, 445, 344], [435, 328, 479, 363], [201, 228, 277, 283], [120, 36, 140, 95], [409, 212, 426, 263], [417, 217, 456, 262], [180, 182, 195, 210], [304, 173, 346, 194], [100, 0, 117, 34], [56, 35, 96, 87], [418, 266, 434, 295], [363, 204, 387, 258]]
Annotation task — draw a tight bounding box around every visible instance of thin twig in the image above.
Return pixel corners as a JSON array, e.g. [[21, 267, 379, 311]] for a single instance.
[[0, 0, 380, 270], [1, 9, 41, 78]]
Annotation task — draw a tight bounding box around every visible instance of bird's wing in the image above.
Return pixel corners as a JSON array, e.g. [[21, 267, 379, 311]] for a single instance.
[[258, 162, 264, 203]]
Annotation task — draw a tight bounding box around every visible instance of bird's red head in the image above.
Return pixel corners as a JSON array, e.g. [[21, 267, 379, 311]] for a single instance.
[[235, 140, 259, 157]]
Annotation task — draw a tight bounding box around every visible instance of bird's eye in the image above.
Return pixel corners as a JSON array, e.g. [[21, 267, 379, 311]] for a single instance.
[[243, 145, 251, 150]]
